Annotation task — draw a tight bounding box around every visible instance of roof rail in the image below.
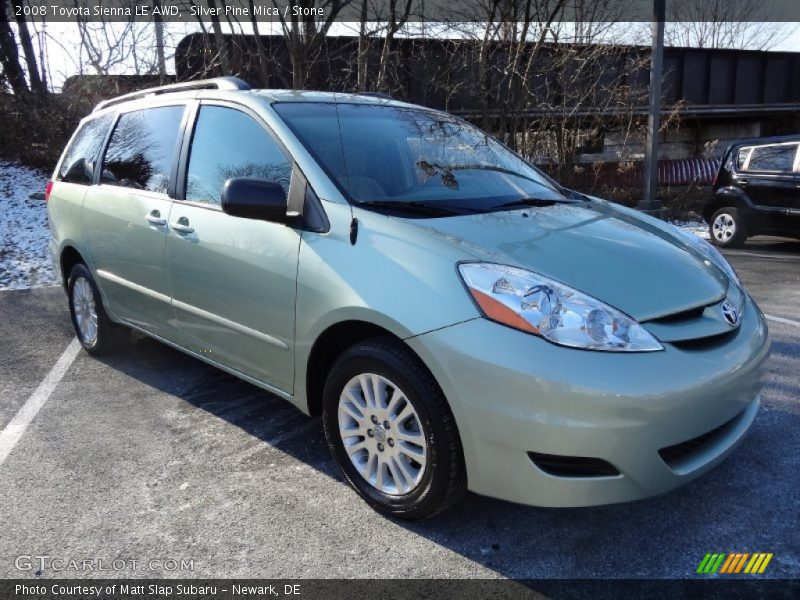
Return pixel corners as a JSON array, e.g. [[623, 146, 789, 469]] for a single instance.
[[93, 77, 250, 112]]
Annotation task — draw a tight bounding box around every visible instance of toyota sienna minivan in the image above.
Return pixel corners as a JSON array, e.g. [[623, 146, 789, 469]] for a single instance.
[[48, 77, 770, 518]]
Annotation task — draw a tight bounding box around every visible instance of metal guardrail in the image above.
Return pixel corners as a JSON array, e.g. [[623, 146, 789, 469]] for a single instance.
[[539, 157, 722, 189]]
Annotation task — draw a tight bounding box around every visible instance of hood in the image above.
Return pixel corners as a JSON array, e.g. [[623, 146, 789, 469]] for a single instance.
[[403, 200, 728, 322]]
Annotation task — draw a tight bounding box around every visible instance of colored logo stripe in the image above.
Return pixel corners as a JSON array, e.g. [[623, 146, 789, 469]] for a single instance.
[[697, 553, 773, 574], [745, 553, 773, 574], [697, 553, 725, 573]]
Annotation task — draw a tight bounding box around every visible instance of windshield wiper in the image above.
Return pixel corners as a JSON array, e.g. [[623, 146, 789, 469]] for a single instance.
[[356, 199, 468, 216], [417, 161, 553, 188], [491, 197, 577, 209]]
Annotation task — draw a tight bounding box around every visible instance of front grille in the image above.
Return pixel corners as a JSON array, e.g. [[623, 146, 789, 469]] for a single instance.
[[527, 452, 620, 478], [670, 328, 738, 350], [647, 305, 707, 324], [659, 410, 744, 469]]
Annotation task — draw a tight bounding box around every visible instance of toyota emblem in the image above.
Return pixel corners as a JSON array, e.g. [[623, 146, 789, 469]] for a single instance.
[[721, 302, 739, 326]]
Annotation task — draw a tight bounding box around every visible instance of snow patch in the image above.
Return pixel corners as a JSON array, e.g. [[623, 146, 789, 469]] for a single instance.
[[0, 161, 59, 290], [671, 219, 710, 240]]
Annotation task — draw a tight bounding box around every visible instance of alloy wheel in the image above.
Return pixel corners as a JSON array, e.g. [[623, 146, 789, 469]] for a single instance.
[[712, 213, 736, 243], [337, 373, 427, 496], [72, 277, 98, 346]]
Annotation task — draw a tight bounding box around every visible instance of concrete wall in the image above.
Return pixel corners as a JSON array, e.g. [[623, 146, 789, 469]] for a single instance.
[[579, 120, 763, 163]]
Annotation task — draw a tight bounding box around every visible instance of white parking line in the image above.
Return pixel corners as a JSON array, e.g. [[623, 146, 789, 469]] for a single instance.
[[725, 250, 798, 261], [0, 338, 81, 467], [764, 314, 800, 328]]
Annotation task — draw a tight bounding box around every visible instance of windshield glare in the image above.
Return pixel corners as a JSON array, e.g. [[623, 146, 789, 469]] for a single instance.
[[273, 102, 564, 209]]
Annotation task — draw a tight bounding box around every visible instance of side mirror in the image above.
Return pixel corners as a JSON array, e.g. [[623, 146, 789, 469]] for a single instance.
[[221, 177, 288, 223]]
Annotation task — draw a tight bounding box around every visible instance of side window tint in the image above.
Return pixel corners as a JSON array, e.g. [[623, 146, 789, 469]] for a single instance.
[[185, 106, 291, 205], [100, 105, 184, 193], [745, 144, 798, 173], [58, 114, 113, 184]]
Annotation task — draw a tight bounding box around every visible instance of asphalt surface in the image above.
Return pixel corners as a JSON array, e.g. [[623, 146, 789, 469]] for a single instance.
[[0, 237, 798, 580]]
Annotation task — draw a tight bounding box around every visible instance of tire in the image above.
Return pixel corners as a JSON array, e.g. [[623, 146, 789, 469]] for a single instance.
[[322, 337, 466, 519], [709, 207, 747, 248], [67, 263, 127, 355]]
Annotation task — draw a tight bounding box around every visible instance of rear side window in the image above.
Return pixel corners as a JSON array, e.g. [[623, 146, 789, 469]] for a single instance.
[[744, 143, 798, 173], [57, 114, 113, 184], [185, 106, 291, 205], [736, 147, 751, 170], [100, 105, 184, 193]]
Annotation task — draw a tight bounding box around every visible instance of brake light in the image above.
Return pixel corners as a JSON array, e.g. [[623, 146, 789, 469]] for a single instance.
[[712, 172, 717, 187], [44, 180, 53, 201]]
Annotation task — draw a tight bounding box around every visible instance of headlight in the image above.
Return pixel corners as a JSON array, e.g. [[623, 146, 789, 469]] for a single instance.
[[673, 227, 740, 286], [458, 263, 663, 352]]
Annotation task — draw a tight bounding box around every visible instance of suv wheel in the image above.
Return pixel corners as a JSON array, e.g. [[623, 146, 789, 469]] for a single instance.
[[322, 337, 466, 519], [67, 263, 127, 355], [710, 207, 747, 248]]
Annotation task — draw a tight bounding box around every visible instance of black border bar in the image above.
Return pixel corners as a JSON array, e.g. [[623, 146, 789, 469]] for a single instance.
[[2, 579, 800, 600], [6, 0, 800, 23]]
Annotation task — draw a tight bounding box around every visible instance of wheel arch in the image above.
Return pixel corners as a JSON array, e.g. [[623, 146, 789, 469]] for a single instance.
[[703, 190, 752, 221], [59, 245, 86, 292], [305, 320, 428, 418]]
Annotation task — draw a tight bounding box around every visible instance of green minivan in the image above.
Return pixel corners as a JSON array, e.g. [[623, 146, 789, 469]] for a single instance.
[[48, 78, 770, 518]]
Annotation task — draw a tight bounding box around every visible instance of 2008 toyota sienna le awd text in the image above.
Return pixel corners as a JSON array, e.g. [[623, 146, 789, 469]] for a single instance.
[[47, 78, 770, 518]]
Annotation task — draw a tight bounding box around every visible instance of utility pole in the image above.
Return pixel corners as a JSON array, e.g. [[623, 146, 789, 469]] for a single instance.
[[153, 0, 167, 81], [640, 0, 665, 216]]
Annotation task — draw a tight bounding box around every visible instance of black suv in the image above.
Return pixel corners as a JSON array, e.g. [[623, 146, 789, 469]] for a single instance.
[[704, 135, 800, 247]]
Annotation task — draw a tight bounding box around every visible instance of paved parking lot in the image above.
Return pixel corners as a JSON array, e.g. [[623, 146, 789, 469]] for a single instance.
[[0, 238, 798, 580]]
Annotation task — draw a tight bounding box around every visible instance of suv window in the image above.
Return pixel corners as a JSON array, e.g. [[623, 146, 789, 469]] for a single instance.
[[744, 143, 798, 173], [185, 106, 291, 205], [100, 105, 185, 193], [736, 147, 751, 170], [57, 114, 113, 184]]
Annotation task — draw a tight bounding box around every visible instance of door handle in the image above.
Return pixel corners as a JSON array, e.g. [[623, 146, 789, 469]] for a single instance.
[[738, 179, 748, 186], [145, 211, 166, 226], [170, 217, 194, 234]]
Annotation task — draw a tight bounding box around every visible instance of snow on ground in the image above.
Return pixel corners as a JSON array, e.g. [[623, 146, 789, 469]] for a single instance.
[[0, 161, 712, 291], [670, 219, 711, 240], [0, 161, 59, 290]]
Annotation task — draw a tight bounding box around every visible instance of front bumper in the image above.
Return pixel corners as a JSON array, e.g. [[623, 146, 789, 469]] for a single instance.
[[407, 295, 770, 507]]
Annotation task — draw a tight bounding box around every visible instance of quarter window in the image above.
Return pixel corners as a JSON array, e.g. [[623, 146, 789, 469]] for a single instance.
[[100, 105, 185, 193], [57, 114, 113, 184], [185, 106, 291, 205], [744, 143, 798, 173]]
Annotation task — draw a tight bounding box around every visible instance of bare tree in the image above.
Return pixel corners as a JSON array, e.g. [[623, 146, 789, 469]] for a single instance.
[[247, 0, 270, 82], [375, 0, 413, 90], [272, 0, 352, 89], [206, 0, 232, 74], [357, 0, 369, 89], [0, 1, 29, 95], [664, 0, 795, 50], [13, 9, 46, 95]]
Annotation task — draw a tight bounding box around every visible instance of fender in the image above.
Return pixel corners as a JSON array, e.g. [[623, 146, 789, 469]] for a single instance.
[[704, 187, 754, 220]]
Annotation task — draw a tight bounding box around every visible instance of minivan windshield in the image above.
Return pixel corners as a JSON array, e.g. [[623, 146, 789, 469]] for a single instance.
[[273, 102, 569, 214]]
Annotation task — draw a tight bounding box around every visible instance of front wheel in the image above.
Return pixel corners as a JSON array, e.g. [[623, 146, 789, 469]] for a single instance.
[[710, 207, 747, 248], [322, 337, 466, 519], [67, 263, 127, 355]]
